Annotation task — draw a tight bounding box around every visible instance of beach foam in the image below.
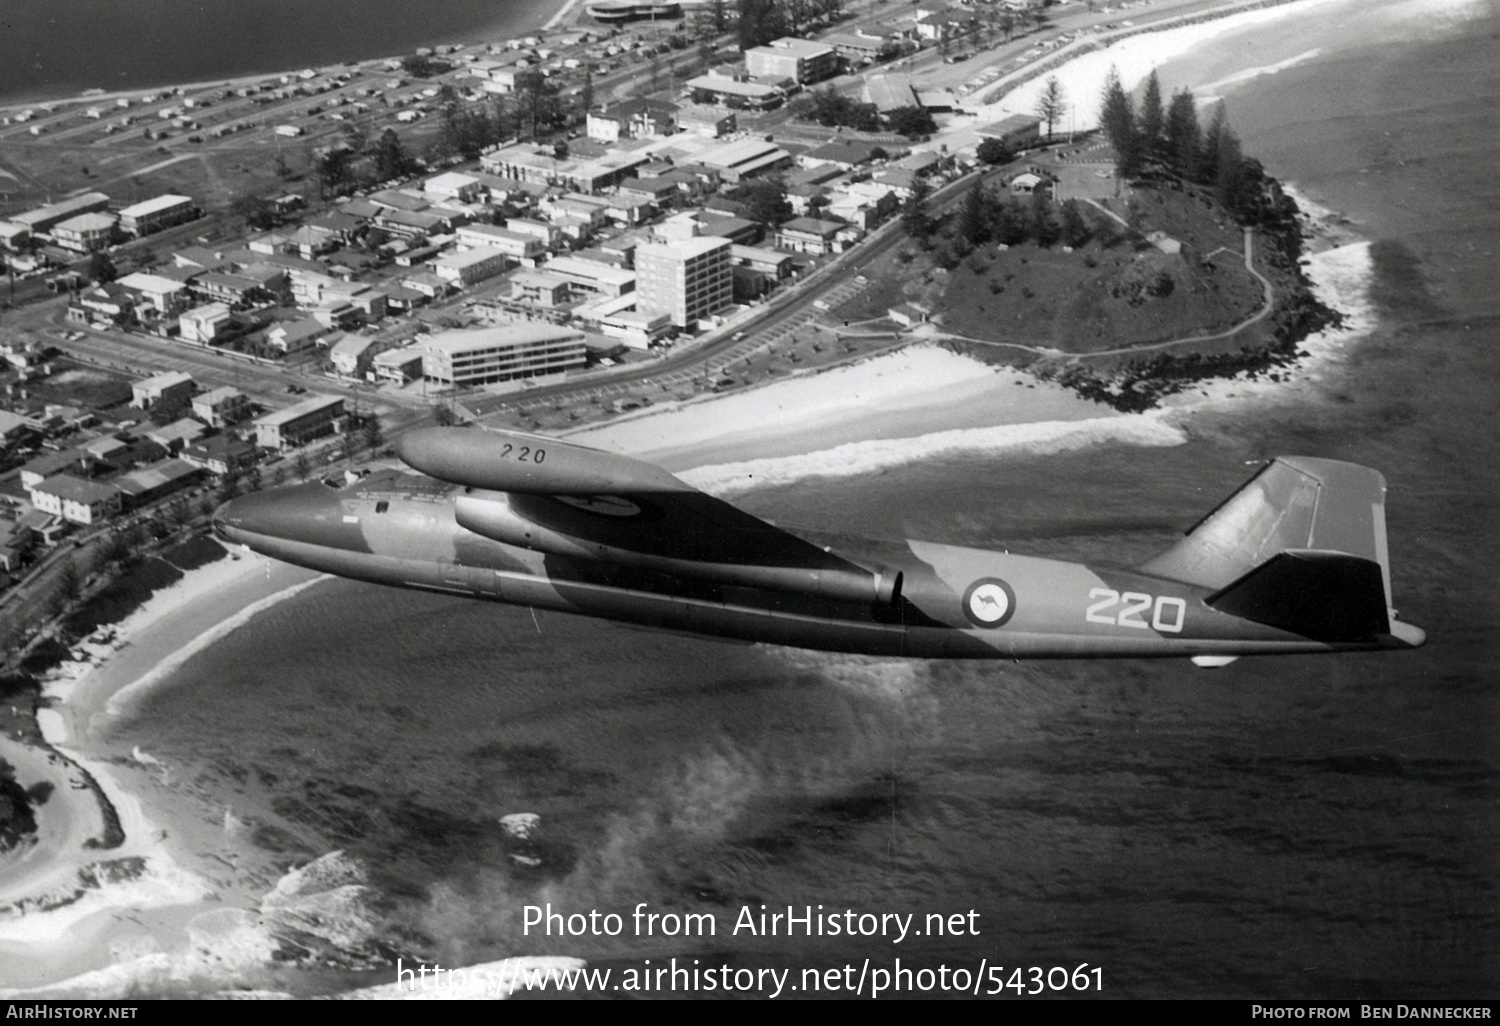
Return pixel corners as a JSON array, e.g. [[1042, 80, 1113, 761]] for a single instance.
[[680, 414, 1189, 498], [104, 573, 333, 722]]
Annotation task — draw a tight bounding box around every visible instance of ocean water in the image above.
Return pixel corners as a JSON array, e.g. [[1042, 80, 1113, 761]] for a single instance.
[[0, 0, 560, 104], [97, 0, 1498, 998]]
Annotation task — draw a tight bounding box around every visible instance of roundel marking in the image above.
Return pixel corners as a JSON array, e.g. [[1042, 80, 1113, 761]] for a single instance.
[[554, 494, 647, 518], [962, 577, 1017, 628]]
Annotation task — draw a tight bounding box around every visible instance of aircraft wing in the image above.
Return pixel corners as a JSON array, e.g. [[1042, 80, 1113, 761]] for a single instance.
[[396, 427, 902, 604]]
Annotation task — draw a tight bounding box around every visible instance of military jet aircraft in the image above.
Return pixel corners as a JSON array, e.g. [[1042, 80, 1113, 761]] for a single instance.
[[213, 427, 1425, 662]]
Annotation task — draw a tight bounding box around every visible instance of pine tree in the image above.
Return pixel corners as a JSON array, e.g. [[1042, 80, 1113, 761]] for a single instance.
[[1165, 88, 1200, 180], [374, 128, 413, 181], [1198, 103, 1227, 185], [1035, 76, 1067, 142], [1137, 70, 1166, 169], [1060, 199, 1091, 248], [1029, 189, 1058, 247], [901, 177, 932, 243], [1099, 67, 1140, 178], [958, 182, 990, 245]]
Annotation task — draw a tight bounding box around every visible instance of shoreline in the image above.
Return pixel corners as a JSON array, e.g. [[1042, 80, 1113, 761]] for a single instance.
[[0, 0, 576, 111]]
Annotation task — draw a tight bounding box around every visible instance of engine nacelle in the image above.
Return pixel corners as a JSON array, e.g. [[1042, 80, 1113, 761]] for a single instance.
[[455, 492, 900, 606]]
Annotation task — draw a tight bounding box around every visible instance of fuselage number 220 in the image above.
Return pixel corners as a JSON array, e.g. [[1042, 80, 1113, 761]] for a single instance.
[[1085, 589, 1187, 633]]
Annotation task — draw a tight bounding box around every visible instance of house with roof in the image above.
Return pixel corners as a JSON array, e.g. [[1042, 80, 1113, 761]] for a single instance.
[[977, 115, 1043, 151], [116, 272, 191, 314], [28, 474, 121, 525], [191, 386, 251, 428], [144, 418, 207, 454], [111, 459, 201, 508], [775, 217, 847, 256], [182, 435, 260, 477], [586, 98, 679, 144], [131, 371, 195, 410], [266, 318, 330, 354], [329, 334, 380, 378], [179, 303, 235, 344]]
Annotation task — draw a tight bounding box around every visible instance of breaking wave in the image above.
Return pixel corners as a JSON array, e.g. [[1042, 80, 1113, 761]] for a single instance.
[[679, 414, 1189, 497]]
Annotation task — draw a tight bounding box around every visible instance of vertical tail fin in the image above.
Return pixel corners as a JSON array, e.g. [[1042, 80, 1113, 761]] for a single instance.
[[1137, 458, 1408, 642]]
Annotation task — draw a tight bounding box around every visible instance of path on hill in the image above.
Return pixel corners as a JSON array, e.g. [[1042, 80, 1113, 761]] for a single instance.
[[910, 227, 1276, 360]]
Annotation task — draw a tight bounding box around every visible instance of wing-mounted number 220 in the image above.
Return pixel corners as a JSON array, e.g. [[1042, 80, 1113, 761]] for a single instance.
[[1086, 589, 1187, 633]]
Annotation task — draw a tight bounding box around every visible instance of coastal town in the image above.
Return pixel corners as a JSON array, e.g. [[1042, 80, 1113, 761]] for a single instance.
[[1, 0, 1271, 632]]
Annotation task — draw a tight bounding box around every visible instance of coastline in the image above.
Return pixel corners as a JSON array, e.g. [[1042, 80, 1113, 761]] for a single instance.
[[0, 0, 575, 110], [0, 0, 1417, 997]]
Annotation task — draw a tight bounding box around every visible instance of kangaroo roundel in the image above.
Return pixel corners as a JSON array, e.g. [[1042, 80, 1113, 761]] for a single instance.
[[963, 578, 1017, 628]]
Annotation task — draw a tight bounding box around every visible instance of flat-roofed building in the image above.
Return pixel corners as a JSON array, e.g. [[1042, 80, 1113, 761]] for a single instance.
[[433, 246, 510, 286], [479, 142, 650, 194], [131, 370, 195, 410], [329, 334, 380, 377], [28, 474, 121, 525], [775, 216, 845, 255], [254, 395, 347, 450], [732, 244, 794, 278], [179, 302, 234, 344], [53, 212, 118, 252], [424, 171, 483, 203], [675, 104, 736, 138], [745, 38, 838, 84], [543, 255, 636, 298], [421, 324, 587, 386], [118, 194, 197, 237], [635, 235, 732, 329], [372, 345, 424, 383], [586, 98, 678, 143], [182, 435, 259, 476], [510, 270, 574, 307], [191, 385, 251, 427], [145, 417, 207, 453], [455, 224, 545, 260]]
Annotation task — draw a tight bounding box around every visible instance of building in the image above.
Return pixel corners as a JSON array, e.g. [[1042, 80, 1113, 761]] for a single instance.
[[371, 346, 424, 383], [145, 418, 207, 453], [695, 138, 793, 182], [862, 74, 918, 114], [821, 32, 891, 64], [479, 142, 651, 194], [111, 459, 201, 508], [455, 224, 545, 261], [178, 303, 234, 343], [732, 244, 794, 278], [266, 318, 330, 354], [544, 256, 636, 298], [182, 435, 259, 476], [28, 475, 121, 525], [254, 395, 347, 450], [117, 194, 197, 237], [433, 246, 511, 286], [421, 324, 588, 386], [775, 217, 845, 255], [10, 193, 110, 235], [329, 334, 380, 377], [424, 172, 483, 204], [509, 270, 574, 307], [634, 235, 733, 329], [675, 105, 735, 138], [116, 271, 191, 314], [52, 212, 118, 253], [191, 385, 251, 427], [131, 370, 195, 410], [745, 38, 839, 85], [586, 98, 678, 143], [685, 73, 784, 111], [976, 115, 1043, 151]]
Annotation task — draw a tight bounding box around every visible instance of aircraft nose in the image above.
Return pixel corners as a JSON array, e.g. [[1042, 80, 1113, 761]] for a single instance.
[[212, 483, 366, 553]]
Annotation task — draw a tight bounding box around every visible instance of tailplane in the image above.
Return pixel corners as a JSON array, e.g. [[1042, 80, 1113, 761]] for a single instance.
[[1138, 457, 1419, 644]]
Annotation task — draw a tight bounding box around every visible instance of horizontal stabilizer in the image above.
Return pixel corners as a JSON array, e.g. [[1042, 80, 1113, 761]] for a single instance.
[[1206, 550, 1390, 641]]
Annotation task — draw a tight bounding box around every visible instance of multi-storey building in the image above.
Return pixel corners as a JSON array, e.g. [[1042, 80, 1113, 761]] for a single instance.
[[634, 235, 733, 329], [420, 325, 587, 387]]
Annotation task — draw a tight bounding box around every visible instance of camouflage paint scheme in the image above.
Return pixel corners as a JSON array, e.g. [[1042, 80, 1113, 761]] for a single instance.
[[213, 428, 1426, 661]]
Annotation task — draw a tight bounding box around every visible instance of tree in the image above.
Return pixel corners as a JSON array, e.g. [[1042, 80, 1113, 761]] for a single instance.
[[88, 250, 117, 283], [294, 449, 311, 480], [580, 68, 595, 114], [1060, 199, 1091, 248], [1165, 88, 1201, 180], [976, 138, 1015, 166], [993, 196, 1029, 245], [1198, 101, 1227, 184], [373, 128, 415, 181], [737, 0, 787, 49], [958, 182, 991, 245], [901, 177, 932, 243], [1099, 66, 1140, 178], [885, 105, 936, 138], [363, 416, 384, 453], [1029, 189, 1058, 247], [274, 150, 292, 180], [1035, 76, 1066, 141], [231, 192, 278, 231], [433, 404, 456, 427], [739, 177, 793, 226], [1137, 69, 1166, 169], [314, 145, 356, 198]]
